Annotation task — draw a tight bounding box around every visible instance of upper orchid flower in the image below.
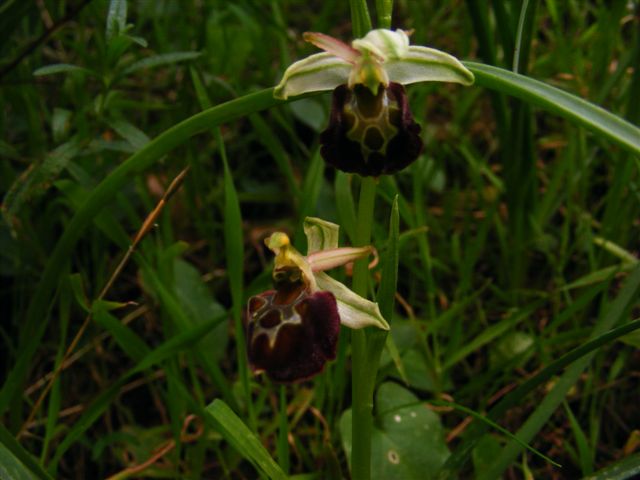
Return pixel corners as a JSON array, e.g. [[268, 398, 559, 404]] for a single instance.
[[246, 217, 388, 383], [274, 29, 474, 176]]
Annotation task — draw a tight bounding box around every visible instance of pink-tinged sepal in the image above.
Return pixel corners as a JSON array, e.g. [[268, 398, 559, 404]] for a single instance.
[[246, 289, 340, 383]]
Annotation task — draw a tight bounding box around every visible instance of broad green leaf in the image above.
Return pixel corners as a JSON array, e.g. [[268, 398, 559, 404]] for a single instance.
[[173, 259, 227, 362], [205, 399, 287, 480], [340, 382, 449, 479], [395, 348, 438, 392]]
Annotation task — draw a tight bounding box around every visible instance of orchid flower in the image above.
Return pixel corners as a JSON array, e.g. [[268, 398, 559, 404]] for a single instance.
[[274, 29, 474, 176], [246, 217, 388, 383]]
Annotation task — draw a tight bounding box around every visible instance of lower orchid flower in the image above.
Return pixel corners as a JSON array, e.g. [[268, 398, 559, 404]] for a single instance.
[[246, 217, 388, 383], [274, 28, 474, 176]]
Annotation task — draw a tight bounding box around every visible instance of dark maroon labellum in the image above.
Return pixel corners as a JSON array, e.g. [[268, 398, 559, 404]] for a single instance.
[[320, 82, 423, 177], [246, 285, 340, 383]]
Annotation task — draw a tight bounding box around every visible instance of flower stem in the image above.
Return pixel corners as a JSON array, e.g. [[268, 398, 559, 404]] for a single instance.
[[375, 0, 393, 29], [351, 176, 378, 480], [349, 0, 372, 37]]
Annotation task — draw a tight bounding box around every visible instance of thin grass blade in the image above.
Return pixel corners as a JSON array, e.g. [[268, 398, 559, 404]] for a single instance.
[[206, 399, 287, 480]]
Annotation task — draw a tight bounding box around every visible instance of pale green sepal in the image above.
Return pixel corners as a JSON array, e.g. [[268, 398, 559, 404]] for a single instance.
[[353, 29, 409, 60], [304, 217, 340, 253], [315, 272, 390, 330], [274, 52, 351, 100], [384, 46, 475, 86], [307, 247, 373, 272]]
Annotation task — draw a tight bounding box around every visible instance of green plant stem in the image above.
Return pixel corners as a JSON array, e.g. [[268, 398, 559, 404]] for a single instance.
[[350, 0, 372, 37], [351, 176, 378, 480], [277, 385, 289, 474], [375, 0, 393, 28]]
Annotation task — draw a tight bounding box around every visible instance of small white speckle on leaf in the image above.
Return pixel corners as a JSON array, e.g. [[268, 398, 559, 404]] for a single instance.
[[410, 411, 417, 418], [394, 414, 402, 423], [387, 449, 400, 464]]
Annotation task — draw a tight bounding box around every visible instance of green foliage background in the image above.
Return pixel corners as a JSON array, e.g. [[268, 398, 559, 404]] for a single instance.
[[1, 0, 639, 478]]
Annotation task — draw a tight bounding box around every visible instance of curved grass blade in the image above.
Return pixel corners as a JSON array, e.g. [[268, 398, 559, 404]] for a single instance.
[[583, 452, 640, 480], [205, 399, 287, 480], [429, 400, 561, 467], [219, 128, 254, 427], [465, 62, 640, 156], [0, 423, 52, 480]]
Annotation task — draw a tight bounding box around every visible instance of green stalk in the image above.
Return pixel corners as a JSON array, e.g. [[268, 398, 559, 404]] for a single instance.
[[349, 0, 372, 37], [348, 5, 383, 479], [375, 0, 393, 29], [277, 385, 290, 474], [351, 177, 380, 480]]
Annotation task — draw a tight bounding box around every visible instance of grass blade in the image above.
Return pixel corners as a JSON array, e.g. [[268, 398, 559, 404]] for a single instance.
[[377, 195, 399, 322], [466, 62, 640, 156], [122, 51, 202, 75], [219, 128, 254, 427], [479, 266, 640, 479], [583, 452, 640, 480], [0, 423, 52, 480], [206, 399, 287, 480]]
